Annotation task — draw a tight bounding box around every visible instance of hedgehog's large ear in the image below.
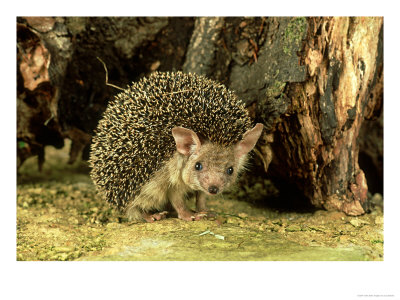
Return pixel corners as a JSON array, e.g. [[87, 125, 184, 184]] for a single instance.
[[234, 123, 263, 159], [172, 127, 202, 156]]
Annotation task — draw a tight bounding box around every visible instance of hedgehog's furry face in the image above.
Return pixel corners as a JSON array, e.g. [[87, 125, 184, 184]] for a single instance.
[[181, 142, 242, 195], [172, 124, 263, 196]]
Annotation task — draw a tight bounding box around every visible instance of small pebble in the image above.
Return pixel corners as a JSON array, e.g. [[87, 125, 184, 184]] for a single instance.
[[349, 218, 369, 227], [374, 216, 384, 225], [106, 222, 121, 229], [350, 219, 363, 227], [286, 225, 302, 232], [53, 246, 74, 253], [371, 193, 383, 205]]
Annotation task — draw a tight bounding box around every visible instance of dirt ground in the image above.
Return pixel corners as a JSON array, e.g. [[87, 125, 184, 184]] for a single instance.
[[16, 140, 383, 261]]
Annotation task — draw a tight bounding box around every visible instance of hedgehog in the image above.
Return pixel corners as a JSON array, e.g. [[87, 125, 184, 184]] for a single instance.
[[89, 71, 263, 222]]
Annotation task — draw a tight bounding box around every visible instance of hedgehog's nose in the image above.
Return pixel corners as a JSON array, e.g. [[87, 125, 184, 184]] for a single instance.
[[208, 186, 219, 195]]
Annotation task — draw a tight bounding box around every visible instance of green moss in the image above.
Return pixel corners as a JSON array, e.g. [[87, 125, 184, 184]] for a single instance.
[[266, 80, 286, 98], [18, 141, 27, 149], [371, 240, 384, 244], [283, 17, 307, 55]]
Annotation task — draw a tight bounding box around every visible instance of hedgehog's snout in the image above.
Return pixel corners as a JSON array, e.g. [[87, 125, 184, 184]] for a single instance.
[[208, 185, 219, 195]]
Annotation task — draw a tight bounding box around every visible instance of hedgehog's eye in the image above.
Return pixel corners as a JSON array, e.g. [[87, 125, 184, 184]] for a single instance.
[[227, 166, 234, 175], [195, 162, 203, 171]]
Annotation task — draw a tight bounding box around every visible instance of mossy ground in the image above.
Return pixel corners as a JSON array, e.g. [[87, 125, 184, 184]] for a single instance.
[[17, 140, 383, 261]]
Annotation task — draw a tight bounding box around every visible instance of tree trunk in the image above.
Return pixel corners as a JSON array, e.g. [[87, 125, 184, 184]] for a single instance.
[[269, 17, 383, 215], [181, 17, 383, 215], [17, 17, 383, 215]]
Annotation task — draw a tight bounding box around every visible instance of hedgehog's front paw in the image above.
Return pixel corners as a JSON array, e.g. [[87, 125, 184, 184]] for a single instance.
[[143, 211, 168, 223], [195, 211, 216, 220], [178, 210, 216, 221], [177, 210, 196, 221]]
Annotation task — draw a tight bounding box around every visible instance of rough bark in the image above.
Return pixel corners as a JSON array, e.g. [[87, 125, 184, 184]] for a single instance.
[[17, 17, 383, 216], [17, 21, 66, 170], [182, 17, 383, 215], [273, 17, 383, 215], [182, 17, 225, 76]]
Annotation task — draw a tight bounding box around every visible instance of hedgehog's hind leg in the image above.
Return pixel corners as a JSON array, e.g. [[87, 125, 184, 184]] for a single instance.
[[124, 205, 144, 221]]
